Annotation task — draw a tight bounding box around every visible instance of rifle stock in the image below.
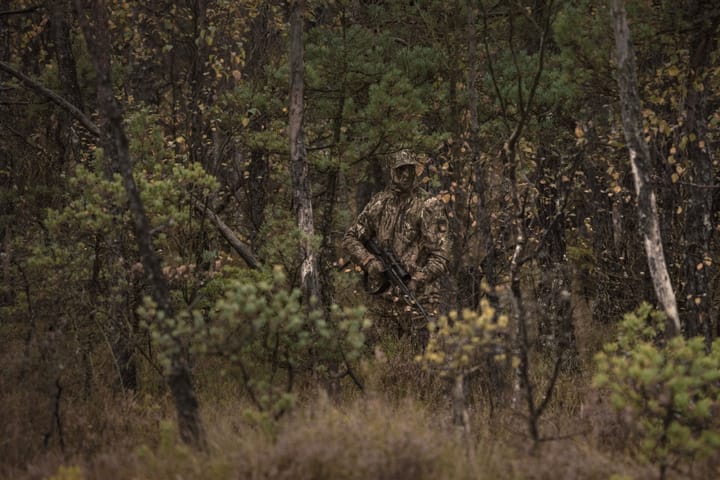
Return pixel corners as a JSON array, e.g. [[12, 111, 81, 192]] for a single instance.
[[364, 239, 432, 324]]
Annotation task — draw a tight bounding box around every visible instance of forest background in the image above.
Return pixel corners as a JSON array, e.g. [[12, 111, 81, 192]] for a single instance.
[[1, 0, 720, 479]]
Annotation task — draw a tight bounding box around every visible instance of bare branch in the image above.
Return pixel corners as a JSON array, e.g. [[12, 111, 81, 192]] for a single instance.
[[0, 60, 100, 137], [535, 351, 563, 419], [0, 6, 41, 17], [480, 1, 510, 131], [194, 203, 260, 269]]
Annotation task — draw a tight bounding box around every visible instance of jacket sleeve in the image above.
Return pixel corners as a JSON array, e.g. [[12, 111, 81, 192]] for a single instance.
[[342, 197, 380, 269], [418, 197, 450, 282]]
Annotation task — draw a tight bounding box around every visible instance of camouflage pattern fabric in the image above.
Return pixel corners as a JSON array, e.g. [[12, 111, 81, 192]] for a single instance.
[[343, 151, 450, 347]]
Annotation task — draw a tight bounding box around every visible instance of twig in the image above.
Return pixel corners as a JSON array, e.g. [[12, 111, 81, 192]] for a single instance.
[[0, 6, 41, 17]]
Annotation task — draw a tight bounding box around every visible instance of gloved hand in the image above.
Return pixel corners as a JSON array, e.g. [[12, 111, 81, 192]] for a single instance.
[[408, 271, 427, 293], [365, 257, 387, 294], [366, 258, 385, 276]]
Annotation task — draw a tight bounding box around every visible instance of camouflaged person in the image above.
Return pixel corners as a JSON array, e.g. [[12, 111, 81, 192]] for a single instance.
[[342, 150, 450, 349]]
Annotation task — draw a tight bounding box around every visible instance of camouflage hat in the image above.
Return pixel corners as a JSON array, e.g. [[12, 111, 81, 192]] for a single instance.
[[392, 150, 419, 169]]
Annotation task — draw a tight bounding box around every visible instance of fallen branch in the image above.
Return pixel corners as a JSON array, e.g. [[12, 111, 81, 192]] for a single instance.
[[195, 203, 260, 269]]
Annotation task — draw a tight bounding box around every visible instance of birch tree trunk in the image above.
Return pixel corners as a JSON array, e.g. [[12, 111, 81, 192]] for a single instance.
[[610, 0, 680, 335], [75, 0, 206, 448], [289, 0, 321, 304]]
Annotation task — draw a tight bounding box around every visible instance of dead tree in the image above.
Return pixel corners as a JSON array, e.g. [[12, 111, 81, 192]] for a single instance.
[[610, 0, 680, 335], [289, 0, 321, 304]]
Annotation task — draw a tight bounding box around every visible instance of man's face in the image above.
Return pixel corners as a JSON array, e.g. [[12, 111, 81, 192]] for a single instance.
[[393, 164, 416, 191]]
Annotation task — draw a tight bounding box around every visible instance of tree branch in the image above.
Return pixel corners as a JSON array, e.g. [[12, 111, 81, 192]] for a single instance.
[[0, 6, 41, 17], [194, 203, 260, 269], [0, 60, 99, 137]]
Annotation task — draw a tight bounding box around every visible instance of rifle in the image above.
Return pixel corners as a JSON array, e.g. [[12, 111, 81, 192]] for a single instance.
[[363, 238, 432, 324]]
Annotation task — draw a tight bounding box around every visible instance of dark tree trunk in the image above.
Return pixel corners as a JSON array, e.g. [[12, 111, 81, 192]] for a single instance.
[[49, 0, 83, 112], [247, 149, 269, 249], [681, 0, 717, 344], [244, 3, 281, 80], [289, 0, 321, 304], [355, 160, 384, 213], [468, 0, 498, 309], [319, 69, 347, 309], [190, 0, 208, 168], [610, 0, 680, 335], [0, 6, 12, 307], [535, 148, 578, 365], [0, 12, 8, 61], [75, 0, 205, 448], [241, 5, 280, 250]]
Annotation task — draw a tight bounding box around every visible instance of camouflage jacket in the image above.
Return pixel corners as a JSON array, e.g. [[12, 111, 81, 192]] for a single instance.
[[343, 186, 449, 300]]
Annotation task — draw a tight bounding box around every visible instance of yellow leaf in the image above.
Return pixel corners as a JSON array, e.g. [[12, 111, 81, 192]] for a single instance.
[[574, 126, 584, 138], [667, 65, 680, 77], [694, 297, 702, 305], [660, 120, 671, 135], [241, 117, 250, 127], [671, 173, 680, 183]]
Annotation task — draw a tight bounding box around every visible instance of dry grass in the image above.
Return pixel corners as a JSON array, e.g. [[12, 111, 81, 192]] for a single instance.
[[0, 317, 707, 480], [2, 358, 666, 480]]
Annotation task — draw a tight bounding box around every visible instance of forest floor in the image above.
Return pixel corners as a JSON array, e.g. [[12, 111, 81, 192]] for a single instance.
[[0, 350, 684, 480], [2, 296, 714, 479]]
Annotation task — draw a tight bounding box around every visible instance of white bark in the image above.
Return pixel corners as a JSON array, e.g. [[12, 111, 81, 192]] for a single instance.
[[289, 0, 321, 303], [611, 0, 680, 334]]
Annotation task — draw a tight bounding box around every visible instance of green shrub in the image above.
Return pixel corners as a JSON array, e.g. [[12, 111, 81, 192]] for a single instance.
[[594, 303, 720, 477], [420, 298, 511, 378], [143, 265, 369, 419]]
